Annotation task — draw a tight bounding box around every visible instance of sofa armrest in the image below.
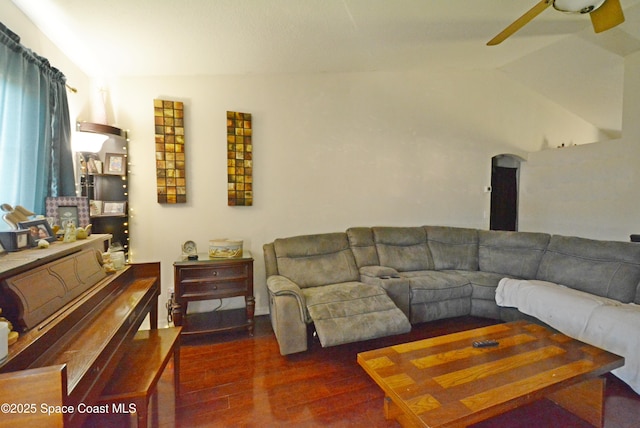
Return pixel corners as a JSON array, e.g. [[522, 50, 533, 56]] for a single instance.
[[359, 265, 400, 279], [267, 274, 304, 296], [360, 272, 411, 320], [266, 275, 308, 322], [266, 275, 309, 355]]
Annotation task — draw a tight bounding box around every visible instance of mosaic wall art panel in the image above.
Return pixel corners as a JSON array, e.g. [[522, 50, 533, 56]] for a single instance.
[[154, 99, 186, 204], [227, 111, 252, 206]]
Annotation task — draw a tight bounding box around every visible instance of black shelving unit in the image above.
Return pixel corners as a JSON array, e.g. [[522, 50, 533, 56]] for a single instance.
[[76, 122, 129, 256]]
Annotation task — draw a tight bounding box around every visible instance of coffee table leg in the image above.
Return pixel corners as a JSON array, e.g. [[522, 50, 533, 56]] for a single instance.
[[384, 396, 401, 420], [384, 396, 423, 428], [547, 377, 605, 427]]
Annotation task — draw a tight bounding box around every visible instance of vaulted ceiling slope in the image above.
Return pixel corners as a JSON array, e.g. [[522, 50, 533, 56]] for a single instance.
[[11, 0, 640, 140]]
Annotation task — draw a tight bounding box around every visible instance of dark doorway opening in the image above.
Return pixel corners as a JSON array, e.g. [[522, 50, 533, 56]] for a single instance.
[[490, 155, 521, 231]]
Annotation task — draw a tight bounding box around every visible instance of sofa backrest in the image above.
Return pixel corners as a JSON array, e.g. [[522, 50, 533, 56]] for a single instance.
[[346, 227, 379, 267], [425, 226, 478, 271], [479, 230, 550, 278], [372, 227, 434, 272], [536, 235, 640, 303], [272, 232, 360, 288], [263, 242, 279, 277]]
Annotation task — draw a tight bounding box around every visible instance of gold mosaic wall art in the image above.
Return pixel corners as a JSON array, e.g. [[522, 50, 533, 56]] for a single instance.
[[154, 99, 186, 204], [227, 111, 252, 206]]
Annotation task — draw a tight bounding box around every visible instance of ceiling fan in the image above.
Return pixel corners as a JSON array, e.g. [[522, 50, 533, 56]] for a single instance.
[[487, 0, 625, 46]]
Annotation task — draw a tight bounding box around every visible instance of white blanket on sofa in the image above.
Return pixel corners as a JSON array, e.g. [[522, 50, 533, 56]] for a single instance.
[[496, 278, 640, 394]]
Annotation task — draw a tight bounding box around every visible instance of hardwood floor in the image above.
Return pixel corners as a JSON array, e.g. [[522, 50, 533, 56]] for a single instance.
[[149, 315, 639, 427]]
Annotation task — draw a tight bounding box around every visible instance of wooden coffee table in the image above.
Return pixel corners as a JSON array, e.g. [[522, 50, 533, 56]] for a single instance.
[[358, 321, 624, 427]]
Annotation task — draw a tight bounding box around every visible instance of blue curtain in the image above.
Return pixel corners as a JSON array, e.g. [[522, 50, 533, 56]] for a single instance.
[[0, 22, 75, 227]]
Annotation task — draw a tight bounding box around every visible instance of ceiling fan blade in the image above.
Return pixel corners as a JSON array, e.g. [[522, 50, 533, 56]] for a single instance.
[[590, 0, 625, 33], [487, 0, 553, 46]]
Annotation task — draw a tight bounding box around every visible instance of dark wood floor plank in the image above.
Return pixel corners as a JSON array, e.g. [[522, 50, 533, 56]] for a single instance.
[[140, 315, 639, 427]]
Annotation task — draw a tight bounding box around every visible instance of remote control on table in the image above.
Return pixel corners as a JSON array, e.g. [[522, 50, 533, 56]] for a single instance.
[[472, 340, 499, 348]]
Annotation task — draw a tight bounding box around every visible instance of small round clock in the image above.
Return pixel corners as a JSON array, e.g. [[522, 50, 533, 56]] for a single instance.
[[182, 240, 197, 258]]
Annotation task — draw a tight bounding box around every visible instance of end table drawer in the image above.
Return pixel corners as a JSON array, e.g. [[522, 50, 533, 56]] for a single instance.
[[180, 281, 249, 298], [178, 264, 249, 282]]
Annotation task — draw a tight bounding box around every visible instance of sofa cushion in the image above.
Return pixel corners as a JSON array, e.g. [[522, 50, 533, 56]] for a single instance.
[[411, 299, 472, 324], [536, 235, 640, 303], [458, 270, 512, 319], [457, 270, 515, 300], [274, 232, 359, 288], [302, 282, 411, 347], [373, 227, 434, 272], [402, 270, 472, 304], [479, 230, 550, 278], [425, 226, 478, 271], [346, 227, 379, 268]]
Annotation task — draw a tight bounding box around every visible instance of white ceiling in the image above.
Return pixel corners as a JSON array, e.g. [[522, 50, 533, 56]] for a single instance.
[[11, 0, 640, 137]]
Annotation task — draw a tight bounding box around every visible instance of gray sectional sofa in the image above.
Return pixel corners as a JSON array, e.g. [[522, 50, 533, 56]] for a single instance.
[[263, 226, 640, 391]]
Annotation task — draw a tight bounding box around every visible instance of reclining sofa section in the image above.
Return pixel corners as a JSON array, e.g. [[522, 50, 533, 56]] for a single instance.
[[263, 226, 640, 357], [263, 232, 411, 355]]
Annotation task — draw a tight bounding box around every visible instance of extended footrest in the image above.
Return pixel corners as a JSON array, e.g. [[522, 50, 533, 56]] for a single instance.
[[304, 282, 411, 347]]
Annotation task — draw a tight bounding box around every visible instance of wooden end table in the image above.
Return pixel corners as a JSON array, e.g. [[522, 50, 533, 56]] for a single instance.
[[358, 321, 624, 428], [173, 253, 254, 337]]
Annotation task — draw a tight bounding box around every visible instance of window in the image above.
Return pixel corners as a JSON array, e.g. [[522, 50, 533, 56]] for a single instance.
[[0, 22, 74, 231]]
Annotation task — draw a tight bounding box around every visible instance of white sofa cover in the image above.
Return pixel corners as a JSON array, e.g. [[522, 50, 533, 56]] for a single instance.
[[496, 278, 640, 394]]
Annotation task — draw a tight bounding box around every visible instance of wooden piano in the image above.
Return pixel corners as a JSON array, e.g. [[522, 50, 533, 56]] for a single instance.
[[0, 234, 178, 427]]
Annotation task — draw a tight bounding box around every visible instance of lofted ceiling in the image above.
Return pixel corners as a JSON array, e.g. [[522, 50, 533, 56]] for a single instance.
[[10, 0, 640, 140]]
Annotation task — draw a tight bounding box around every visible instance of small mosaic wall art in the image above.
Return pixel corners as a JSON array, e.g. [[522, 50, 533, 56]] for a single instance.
[[227, 111, 252, 206], [154, 99, 186, 204]]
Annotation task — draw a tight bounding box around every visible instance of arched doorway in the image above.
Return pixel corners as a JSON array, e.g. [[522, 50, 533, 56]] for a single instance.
[[490, 154, 522, 231]]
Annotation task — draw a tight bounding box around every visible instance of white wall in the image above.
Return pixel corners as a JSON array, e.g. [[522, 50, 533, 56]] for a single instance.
[[519, 51, 640, 241]]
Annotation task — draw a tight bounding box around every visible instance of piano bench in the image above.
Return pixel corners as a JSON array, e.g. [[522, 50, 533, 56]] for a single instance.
[[97, 327, 181, 428]]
